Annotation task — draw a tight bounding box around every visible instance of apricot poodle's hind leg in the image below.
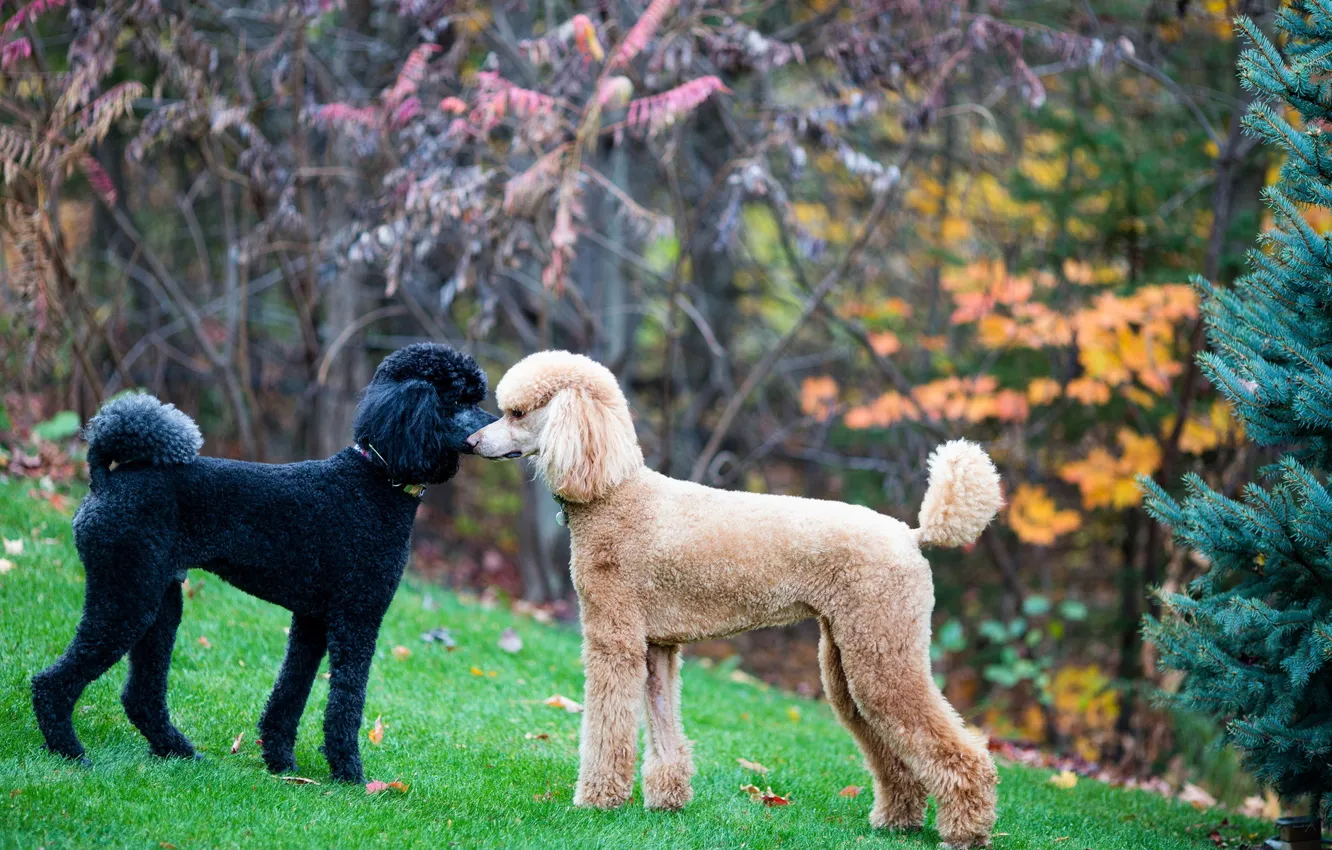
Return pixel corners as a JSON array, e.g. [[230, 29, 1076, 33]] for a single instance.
[[818, 617, 925, 831], [574, 609, 646, 809], [642, 644, 694, 810], [830, 604, 997, 849]]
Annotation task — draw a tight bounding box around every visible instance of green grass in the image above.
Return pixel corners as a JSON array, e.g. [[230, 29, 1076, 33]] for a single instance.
[[0, 479, 1266, 849]]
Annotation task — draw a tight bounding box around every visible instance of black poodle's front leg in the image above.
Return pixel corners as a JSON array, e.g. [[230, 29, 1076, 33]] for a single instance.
[[122, 580, 196, 759], [322, 618, 378, 783], [259, 614, 328, 774]]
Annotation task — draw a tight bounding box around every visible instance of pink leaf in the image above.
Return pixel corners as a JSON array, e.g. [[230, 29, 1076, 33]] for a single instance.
[[626, 76, 729, 135], [1, 37, 31, 69], [384, 43, 441, 109], [4, 0, 67, 35], [611, 0, 676, 69], [315, 103, 382, 128], [439, 96, 467, 115], [389, 96, 421, 128], [80, 155, 116, 206]]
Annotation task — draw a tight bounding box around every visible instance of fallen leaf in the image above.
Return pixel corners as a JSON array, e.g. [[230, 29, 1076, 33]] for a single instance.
[[1179, 782, 1218, 810], [183, 577, 203, 598], [498, 627, 523, 654], [230, 732, 244, 754], [277, 775, 320, 785], [366, 780, 409, 794], [525, 732, 550, 740], [0, 559, 13, 574], [741, 784, 791, 806], [392, 645, 412, 661], [786, 706, 802, 723], [197, 636, 212, 649], [368, 715, 385, 746], [421, 627, 456, 648], [470, 666, 485, 676], [4, 538, 23, 555], [544, 694, 583, 713], [160, 843, 177, 849], [737, 758, 769, 774], [1049, 770, 1078, 789], [838, 785, 863, 797], [1053, 838, 1070, 843]]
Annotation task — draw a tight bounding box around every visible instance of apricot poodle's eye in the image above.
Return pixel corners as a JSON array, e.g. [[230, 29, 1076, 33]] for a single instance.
[[510, 409, 525, 420]]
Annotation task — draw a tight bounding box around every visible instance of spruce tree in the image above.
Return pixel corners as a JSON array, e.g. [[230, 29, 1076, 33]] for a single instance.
[[1142, 5, 1332, 821]]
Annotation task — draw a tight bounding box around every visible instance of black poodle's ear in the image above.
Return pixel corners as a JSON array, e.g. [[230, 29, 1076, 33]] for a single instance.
[[352, 379, 456, 484]]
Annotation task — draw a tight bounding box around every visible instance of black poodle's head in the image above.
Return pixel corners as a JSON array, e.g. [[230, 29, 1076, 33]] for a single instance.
[[353, 343, 497, 484]]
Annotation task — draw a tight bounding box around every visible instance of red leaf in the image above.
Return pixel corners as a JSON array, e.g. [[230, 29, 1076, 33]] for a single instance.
[[838, 785, 863, 797], [230, 732, 244, 754], [611, 0, 676, 69]]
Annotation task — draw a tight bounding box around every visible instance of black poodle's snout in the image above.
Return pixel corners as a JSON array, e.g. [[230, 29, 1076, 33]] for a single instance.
[[454, 407, 498, 454]]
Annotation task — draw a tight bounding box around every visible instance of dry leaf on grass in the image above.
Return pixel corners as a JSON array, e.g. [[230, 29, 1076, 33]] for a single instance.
[[4, 538, 23, 555], [391, 645, 412, 660], [786, 706, 802, 723], [1048, 770, 1078, 789], [0, 559, 13, 575], [197, 636, 212, 649], [230, 732, 244, 754], [838, 785, 863, 797], [736, 758, 769, 774], [277, 775, 320, 785], [1240, 789, 1282, 820], [365, 780, 409, 794], [741, 784, 791, 806], [498, 627, 523, 654], [368, 715, 385, 746], [1179, 782, 1217, 810], [544, 694, 583, 713], [525, 732, 550, 740]]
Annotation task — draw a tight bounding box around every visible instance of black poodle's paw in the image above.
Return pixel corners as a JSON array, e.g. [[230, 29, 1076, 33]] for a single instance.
[[328, 763, 366, 784], [263, 753, 299, 775], [149, 735, 197, 761], [41, 743, 89, 766]]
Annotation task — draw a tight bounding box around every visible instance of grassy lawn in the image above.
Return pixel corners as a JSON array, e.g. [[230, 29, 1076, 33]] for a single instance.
[[0, 478, 1267, 849]]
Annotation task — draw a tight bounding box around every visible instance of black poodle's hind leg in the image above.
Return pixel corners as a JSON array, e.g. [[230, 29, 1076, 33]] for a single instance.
[[122, 580, 196, 759], [259, 614, 327, 774], [321, 618, 378, 783], [32, 579, 162, 763]]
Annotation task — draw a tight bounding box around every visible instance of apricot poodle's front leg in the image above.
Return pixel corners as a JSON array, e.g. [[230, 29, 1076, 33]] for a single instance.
[[574, 621, 647, 809], [642, 643, 694, 810]]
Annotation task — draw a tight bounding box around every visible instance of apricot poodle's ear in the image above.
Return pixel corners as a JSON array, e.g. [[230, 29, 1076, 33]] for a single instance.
[[538, 385, 642, 503]]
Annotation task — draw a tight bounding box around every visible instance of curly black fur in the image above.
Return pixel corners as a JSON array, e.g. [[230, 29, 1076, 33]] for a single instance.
[[31, 343, 496, 783]]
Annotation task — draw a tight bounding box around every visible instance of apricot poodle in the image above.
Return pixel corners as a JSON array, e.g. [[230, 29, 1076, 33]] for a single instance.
[[467, 350, 1004, 848]]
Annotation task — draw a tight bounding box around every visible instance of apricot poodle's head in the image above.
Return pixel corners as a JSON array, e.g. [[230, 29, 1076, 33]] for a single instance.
[[467, 350, 642, 502]]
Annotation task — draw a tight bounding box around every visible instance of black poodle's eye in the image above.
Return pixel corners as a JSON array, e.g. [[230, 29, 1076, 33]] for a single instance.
[[510, 409, 525, 420]]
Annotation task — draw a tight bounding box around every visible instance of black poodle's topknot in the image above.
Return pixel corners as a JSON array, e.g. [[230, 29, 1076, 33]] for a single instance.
[[372, 343, 487, 404]]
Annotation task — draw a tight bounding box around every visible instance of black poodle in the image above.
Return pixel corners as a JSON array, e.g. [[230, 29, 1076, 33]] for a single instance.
[[31, 343, 496, 783]]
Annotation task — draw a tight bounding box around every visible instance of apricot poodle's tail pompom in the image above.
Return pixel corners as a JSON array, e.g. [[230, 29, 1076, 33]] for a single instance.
[[914, 440, 1002, 548], [83, 393, 203, 490]]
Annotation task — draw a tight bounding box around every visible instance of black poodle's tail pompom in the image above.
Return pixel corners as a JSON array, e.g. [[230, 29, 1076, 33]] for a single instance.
[[353, 378, 454, 484], [83, 393, 203, 490]]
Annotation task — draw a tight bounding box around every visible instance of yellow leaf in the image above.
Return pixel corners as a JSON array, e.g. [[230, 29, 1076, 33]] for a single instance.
[[1049, 770, 1078, 789], [1007, 485, 1082, 546], [544, 694, 583, 713], [1026, 378, 1061, 406], [368, 715, 385, 746], [470, 666, 485, 676], [787, 705, 802, 723]]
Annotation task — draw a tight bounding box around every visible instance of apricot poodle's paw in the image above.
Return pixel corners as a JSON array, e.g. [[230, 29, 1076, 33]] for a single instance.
[[643, 760, 695, 811], [868, 785, 927, 831], [574, 775, 634, 809]]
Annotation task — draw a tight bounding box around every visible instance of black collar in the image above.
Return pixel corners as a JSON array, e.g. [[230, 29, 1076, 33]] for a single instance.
[[353, 443, 426, 499]]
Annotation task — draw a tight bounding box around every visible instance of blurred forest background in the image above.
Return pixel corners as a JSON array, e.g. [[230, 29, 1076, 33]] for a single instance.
[[0, 0, 1291, 810]]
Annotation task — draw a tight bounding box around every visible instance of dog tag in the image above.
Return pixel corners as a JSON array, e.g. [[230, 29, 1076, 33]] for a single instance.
[[555, 509, 567, 527]]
